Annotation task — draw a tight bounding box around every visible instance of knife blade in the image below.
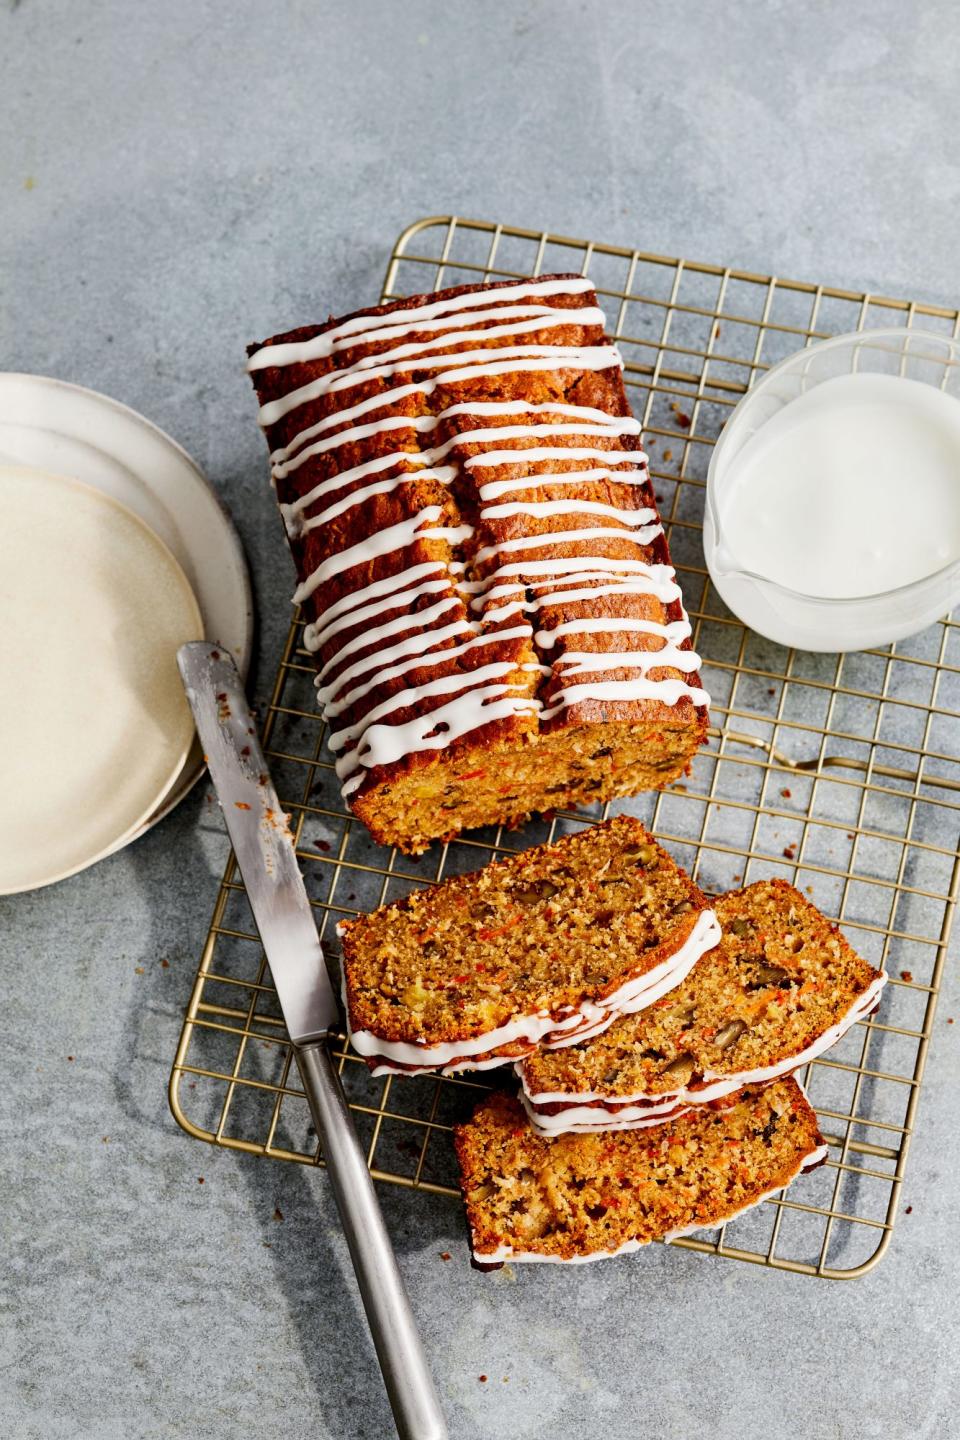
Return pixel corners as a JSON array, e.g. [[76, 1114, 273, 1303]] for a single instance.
[[177, 641, 333, 1043], [176, 641, 448, 1440]]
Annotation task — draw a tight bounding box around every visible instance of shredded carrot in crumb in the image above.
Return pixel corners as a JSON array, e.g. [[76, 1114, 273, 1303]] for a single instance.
[[477, 914, 523, 942], [457, 769, 487, 781]]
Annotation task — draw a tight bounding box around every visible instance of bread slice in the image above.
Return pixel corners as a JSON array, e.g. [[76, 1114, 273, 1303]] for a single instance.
[[339, 815, 720, 1075], [518, 879, 885, 1133], [454, 1079, 826, 1266]]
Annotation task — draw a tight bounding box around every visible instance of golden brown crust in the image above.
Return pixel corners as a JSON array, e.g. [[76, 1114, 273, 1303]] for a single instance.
[[340, 815, 709, 1048], [248, 276, 708, 851], [454, 1080, 824, 1261], [520, 879, 883, 1100]]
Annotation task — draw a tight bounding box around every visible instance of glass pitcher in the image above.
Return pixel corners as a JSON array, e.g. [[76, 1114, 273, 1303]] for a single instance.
[[703, 328, 960, 652]]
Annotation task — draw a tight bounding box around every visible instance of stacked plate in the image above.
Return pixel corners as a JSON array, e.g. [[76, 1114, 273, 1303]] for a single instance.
[[0, 375, 253, 894]]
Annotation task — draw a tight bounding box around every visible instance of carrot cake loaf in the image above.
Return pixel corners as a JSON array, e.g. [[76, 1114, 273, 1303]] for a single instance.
[[247, 275, 708, 853], [518, 879, 885, 1134], [454, 1079, 826, 1266], [339, 816, 720, 1075]]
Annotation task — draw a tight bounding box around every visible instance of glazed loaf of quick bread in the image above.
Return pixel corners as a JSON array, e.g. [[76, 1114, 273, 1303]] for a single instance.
[[247, 275, 708, 852]]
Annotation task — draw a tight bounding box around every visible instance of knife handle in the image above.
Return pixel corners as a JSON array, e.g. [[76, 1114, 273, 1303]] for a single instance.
[[295, 1042, 449, 1440]]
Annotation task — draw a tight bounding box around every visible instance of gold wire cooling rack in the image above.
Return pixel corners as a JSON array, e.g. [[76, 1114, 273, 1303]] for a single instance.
[[170, 215, 960, 1280]]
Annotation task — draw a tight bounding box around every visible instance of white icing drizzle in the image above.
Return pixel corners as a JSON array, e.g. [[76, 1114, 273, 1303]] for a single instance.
[[297, 467, 457, 534], [281, 452, 437, 527], [272, 381, 444, 462], [315, 597, 467, 685], [520, 1094, 693, 1135], [535, 616, 691, 648], [304, 303, 603, 366], [264, 310, 604, 410], [273, 379, 626, 483], [271, 396, 639, 474], [478, 574, 684, 629], [291, 507, 474, 604], [555, 649, 702, 677], [540, 676, 710, 718], [303, 562, 446, 652], [336, 679, 541, 798], [339, 691, 542, 799], [253, 279, 710, 798], [320, 625, 530, 719], [272, 413, 436, 475], [472, 524, 664, 567], [438, 398, 639, 429], [519, 971, 886, 1134], [324, 664, 531, 797], [248, 276, 597, 371], [465, 446, 639, 470], [434, 425, 633, 464], [472, 563, 682, 616], [477, 467, 650, 502], [344, 910, 721, 1076], [280, 426, 645, 507], [481, 499, 658, 524], [258, 343, 621, 426], [472, 555, 676, 588]]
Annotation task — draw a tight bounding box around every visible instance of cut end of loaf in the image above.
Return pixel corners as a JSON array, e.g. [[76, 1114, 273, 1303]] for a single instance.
[[350, 710, 707, 853]]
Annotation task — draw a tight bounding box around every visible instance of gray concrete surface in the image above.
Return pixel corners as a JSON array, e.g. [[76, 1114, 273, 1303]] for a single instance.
[[3, 2, 959, 1437]]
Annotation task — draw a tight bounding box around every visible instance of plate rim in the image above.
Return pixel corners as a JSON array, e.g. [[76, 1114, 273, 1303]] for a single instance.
[[0, 464, 206, 894], [0, 372, 256, 887], [0, 369, 254, 665]]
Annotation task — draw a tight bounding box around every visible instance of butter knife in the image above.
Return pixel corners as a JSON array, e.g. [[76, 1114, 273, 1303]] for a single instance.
[[177, 642, 447, 1440]]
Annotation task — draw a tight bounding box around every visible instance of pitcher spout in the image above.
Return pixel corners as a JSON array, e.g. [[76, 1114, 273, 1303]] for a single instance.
[[708, 537, 745, 583]]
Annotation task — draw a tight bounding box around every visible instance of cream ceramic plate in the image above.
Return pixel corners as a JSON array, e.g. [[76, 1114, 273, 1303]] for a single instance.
[[0, 467, 205, 894], [0, 374, 254, 839]]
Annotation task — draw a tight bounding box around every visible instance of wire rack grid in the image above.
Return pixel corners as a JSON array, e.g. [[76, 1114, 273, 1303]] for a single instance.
[[170, 215, 960, 1280]]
